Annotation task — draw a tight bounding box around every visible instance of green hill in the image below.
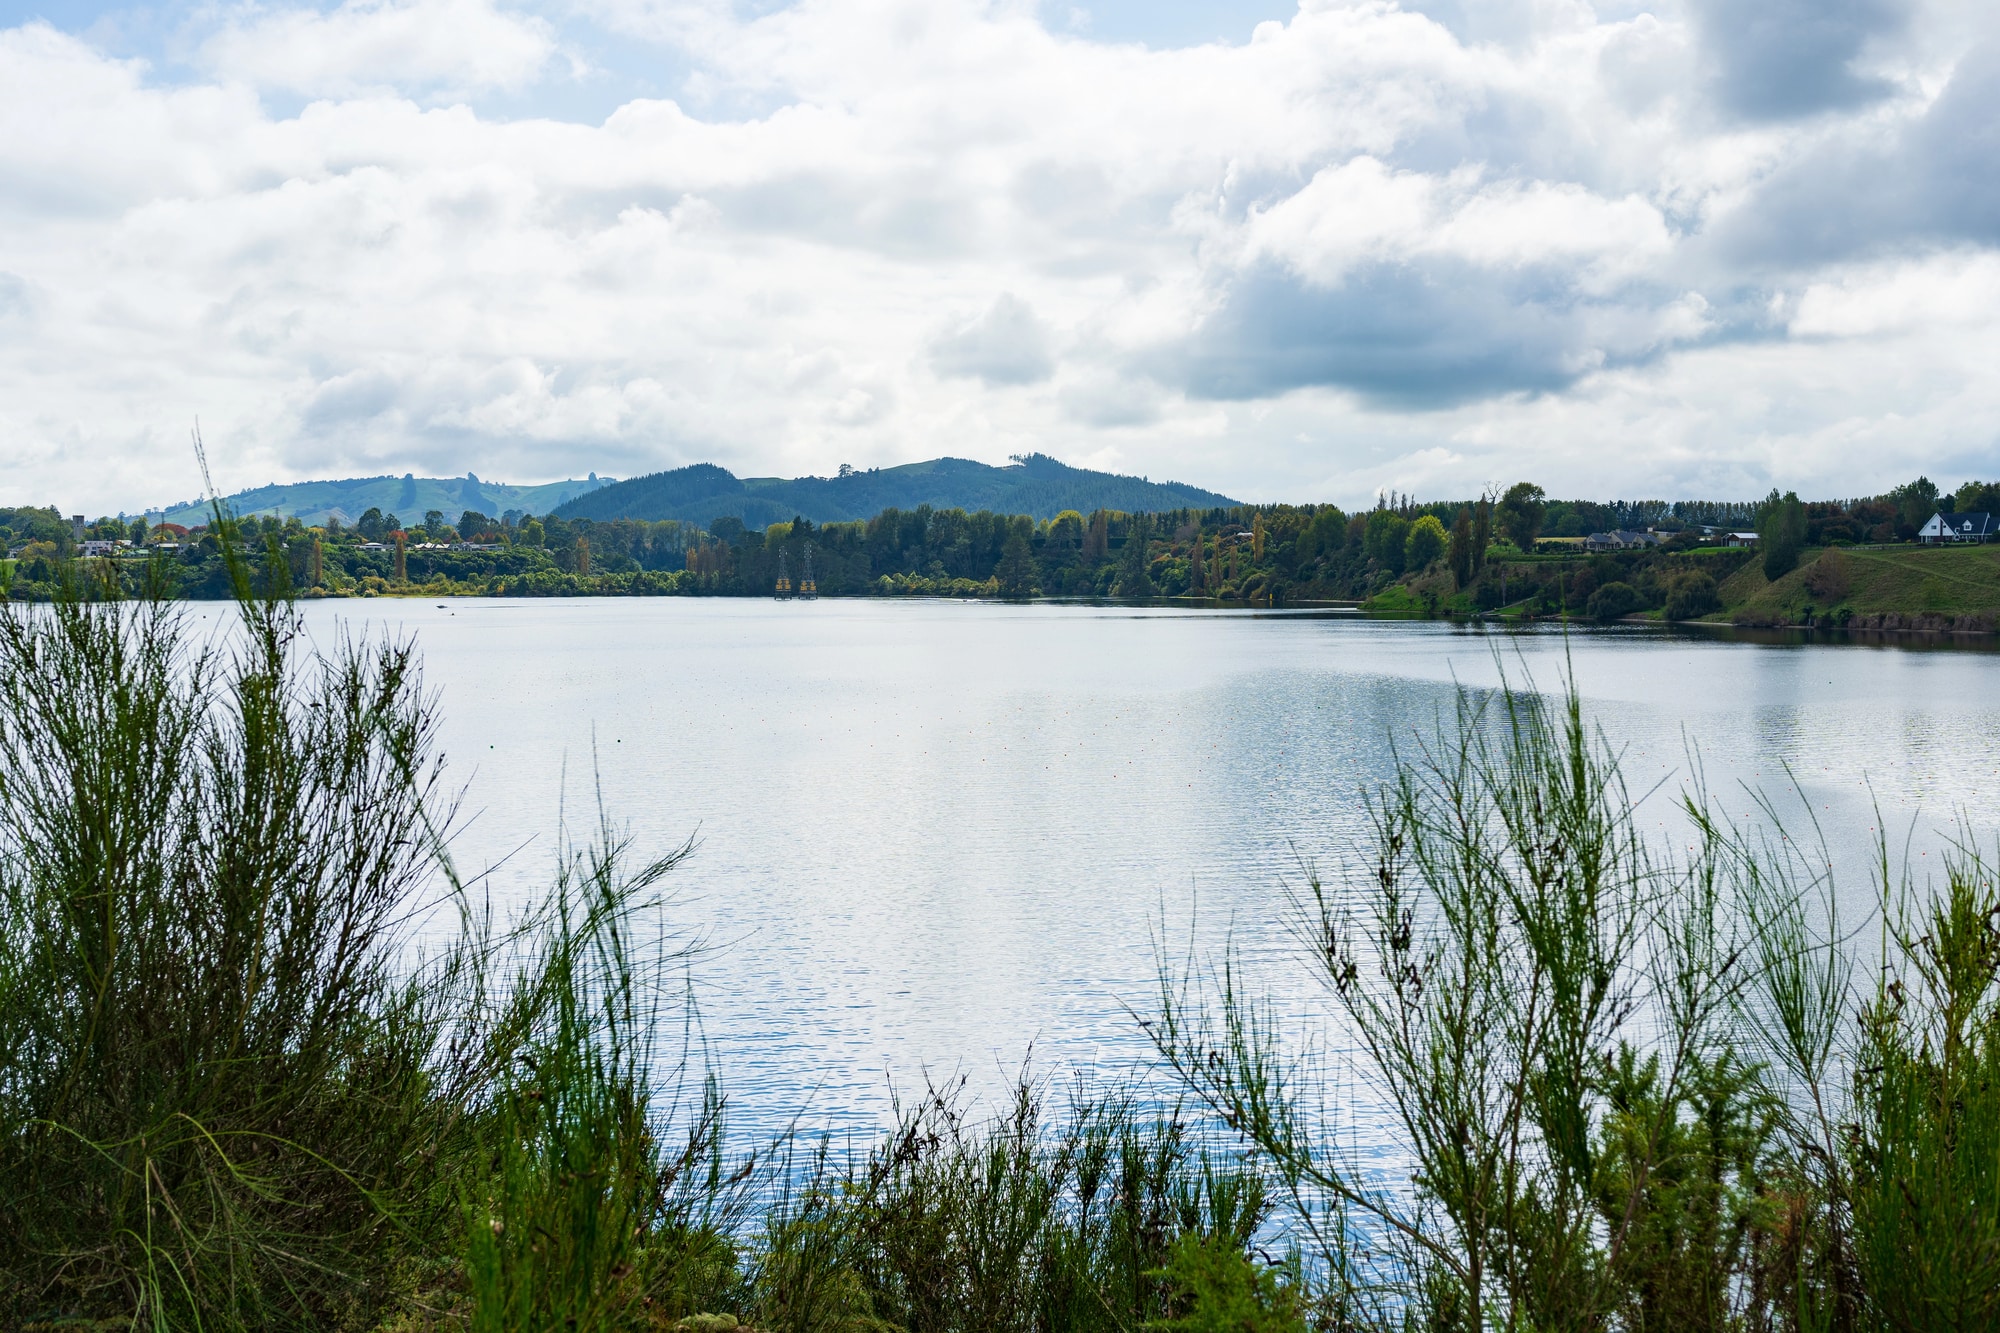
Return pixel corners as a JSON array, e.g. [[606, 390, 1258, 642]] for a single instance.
[[157, 473, 613, 528], [552, 454, 1238, 527], [1717, 544, 2000, 631]]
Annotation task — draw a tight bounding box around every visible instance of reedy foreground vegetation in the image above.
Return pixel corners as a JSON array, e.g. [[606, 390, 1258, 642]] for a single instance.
[[0, 573, 1994, 1331]]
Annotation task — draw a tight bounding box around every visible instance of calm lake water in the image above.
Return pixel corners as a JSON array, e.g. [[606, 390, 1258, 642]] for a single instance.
[[292, 599, 2000, 1142]]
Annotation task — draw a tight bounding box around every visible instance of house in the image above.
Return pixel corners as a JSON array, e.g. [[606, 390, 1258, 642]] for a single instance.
[[1918, 512, 1997, 543], [1583, 530, 1662, 552], [79, 539, 131, 557], [1724, 532, 1758, 547]]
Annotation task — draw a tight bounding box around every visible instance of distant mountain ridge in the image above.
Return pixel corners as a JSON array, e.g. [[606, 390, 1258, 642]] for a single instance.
[[157, 473, 613, 528], [553, 455, 1239, 527]]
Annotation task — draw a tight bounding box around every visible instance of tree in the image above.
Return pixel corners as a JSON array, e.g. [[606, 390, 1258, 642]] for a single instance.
[[1587, 581, 1640, 621], [1893, 476, 1938, 536], [1497, 482, 1546, 551], [1405, 514, 1448, 572], [423, 510, 446, 539], [1471, 496, 1493, 573], [1115, 515, 1155, 598], [1758, 490, 1807, 579], [1364, 511, 1410, 574], [1663, 571, 1719, 620], [1448, 507, 1476, 587], [459, 510, 495, 541], [1954, 479, 2000, 515], [1083, 510, 1110, 564], [357, 507, 386, 541], [1188, 529, 1205, 593], [995, 526, 1035, 598]]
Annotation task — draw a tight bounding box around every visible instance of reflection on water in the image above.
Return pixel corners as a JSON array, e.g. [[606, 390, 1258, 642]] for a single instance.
[[297, 600, 2000, 1141]]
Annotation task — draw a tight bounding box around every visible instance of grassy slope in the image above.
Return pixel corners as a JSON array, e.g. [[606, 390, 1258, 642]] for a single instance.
[[1715, 544, 2000, 629]]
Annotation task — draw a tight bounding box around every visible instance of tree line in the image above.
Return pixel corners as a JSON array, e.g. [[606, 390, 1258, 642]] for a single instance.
[[4, 471, 1992, 607]]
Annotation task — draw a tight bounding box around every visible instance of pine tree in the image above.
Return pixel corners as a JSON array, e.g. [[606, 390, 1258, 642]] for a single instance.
[[1116, 515, 1155, 598], [1189, 530, 1205, 593], [996, 526, 1035, 598], [393, 532, 406, 583]]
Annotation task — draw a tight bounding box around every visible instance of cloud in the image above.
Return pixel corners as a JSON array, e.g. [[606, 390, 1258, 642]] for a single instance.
[[930, 293, 1056, 386], [1688, 0, 1910, 121], [0, 0, 1998, 515], [1158, 260, 1594, 408], [200, 0, 558, 98]]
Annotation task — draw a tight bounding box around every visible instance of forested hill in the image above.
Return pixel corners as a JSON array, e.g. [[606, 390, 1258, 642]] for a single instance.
[[157, 473, 613, 528], [551, 454, 1238, 526]]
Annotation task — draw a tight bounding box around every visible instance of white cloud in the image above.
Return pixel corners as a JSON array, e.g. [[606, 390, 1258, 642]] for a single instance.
[[200, 0, 558, 99], [0, 0, 1996, 516]]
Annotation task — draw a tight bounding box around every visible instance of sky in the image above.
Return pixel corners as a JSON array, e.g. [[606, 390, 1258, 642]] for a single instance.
[[2, 0, 1997, 513]]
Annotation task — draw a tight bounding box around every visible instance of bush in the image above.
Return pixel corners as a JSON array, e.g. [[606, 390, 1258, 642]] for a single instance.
[[0, 585, 718, 1330], [1802, 548, 1850, 601], [1664, 570, 1721, 620], [1587, 579, 1641, 620], [1154, 667, 2000, 1332]]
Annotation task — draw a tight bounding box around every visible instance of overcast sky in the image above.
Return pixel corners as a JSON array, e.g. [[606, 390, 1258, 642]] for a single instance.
[[2, 0, 1996, 513]]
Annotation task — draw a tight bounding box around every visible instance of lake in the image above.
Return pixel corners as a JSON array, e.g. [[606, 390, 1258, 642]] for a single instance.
[[293, 598, 2000, 1143]]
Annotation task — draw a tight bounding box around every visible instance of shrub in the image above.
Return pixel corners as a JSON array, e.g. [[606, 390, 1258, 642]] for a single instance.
[[1802, 548, 1850, 601], [1665, 571, 1721, 620], [1154, 666, 2000, 1332], [0, 582, 720, 1331], [1588, 579, 1642, 620]]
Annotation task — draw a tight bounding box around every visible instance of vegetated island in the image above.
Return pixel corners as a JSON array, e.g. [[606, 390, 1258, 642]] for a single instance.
[[6, 462, 1999, 633]]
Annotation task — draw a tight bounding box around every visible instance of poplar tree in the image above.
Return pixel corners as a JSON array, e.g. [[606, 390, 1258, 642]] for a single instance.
[[1084, 510, 1109, 565], [1449, 506, 1475, 587], [1117, 515, 1155, 598]]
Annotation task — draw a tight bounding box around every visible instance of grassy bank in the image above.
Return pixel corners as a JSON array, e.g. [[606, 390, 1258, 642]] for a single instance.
[[3, 579, 1997, 1330], [1716, 544, 2000, 631], [1360, 542, 2000, 633]]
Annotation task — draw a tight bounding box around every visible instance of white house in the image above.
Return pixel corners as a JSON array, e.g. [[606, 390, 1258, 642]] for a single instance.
[[1918, 512, 1997, 543]]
